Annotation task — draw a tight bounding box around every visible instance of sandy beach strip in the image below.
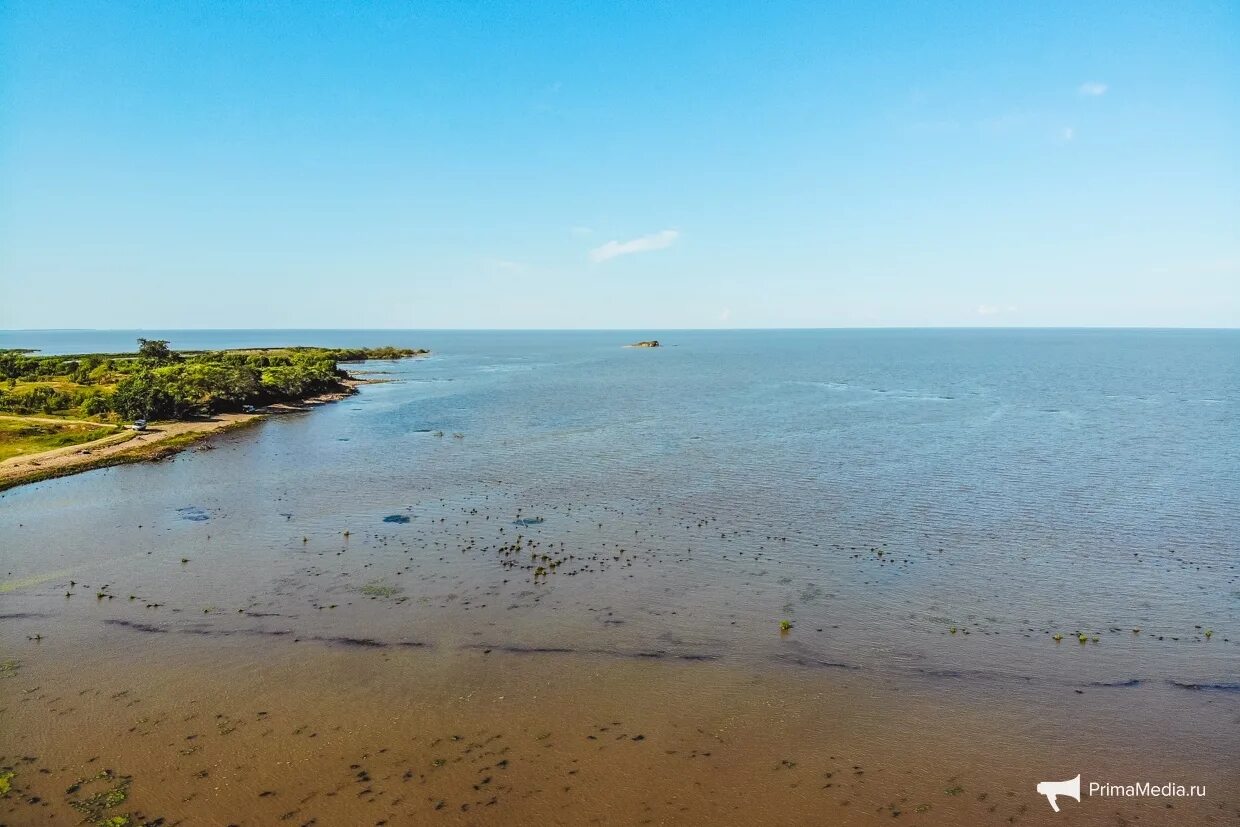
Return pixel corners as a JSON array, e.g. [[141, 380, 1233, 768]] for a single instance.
[[0, 413, 260, 491], [0, 379, 376, 491]]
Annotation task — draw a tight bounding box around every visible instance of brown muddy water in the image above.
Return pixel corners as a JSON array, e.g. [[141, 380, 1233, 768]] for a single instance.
[[2, 330, 1238, 825]]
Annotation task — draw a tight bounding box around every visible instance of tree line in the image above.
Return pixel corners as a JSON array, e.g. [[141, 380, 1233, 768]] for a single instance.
[[0, 340, 425, 420]]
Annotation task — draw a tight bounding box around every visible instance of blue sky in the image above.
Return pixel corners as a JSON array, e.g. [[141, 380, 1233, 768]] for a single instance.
[[1, 1, 1236, 329]]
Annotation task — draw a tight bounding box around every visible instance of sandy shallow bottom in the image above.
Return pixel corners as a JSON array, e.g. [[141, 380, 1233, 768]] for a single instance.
[[3, 633, 1238, 826], [2, 339, 1238, 827]]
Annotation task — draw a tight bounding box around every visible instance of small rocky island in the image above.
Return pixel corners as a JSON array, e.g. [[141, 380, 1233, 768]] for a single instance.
[[627, 340, 661, 348]]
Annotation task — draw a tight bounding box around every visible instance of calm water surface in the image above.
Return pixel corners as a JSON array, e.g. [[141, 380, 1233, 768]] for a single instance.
[[2, 329, 1237, 825]]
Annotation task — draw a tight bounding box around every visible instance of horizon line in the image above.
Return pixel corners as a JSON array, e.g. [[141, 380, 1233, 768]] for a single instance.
[[3, 325, 1238, 334]]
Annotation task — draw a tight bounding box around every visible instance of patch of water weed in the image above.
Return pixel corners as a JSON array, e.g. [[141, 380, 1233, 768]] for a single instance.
[[360, 581, 403, 599], [0, 568, 75, 593], [513, 517, 544, 527], [0, 659, 19, 677], [66, 769, 134, 825], [0, 768, 15, 796], [175, 506, 210, 522], [382, 514, 411, 524]]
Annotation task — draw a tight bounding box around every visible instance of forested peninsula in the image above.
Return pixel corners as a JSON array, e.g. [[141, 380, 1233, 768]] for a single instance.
[[0, 340, 426, 491], [0, 339, 424, 420]]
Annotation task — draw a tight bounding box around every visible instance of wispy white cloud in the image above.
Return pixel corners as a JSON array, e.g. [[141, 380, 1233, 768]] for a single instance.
[[719, 307, 733, 322], [570, 226, 594, 237], [1059, 126, 1076, 142], [1078, 81, 1108, 97], [589, 229, 680, 263]]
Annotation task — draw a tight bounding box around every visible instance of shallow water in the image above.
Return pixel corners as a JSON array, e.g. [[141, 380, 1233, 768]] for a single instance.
[[2, 329, 1238, 824]]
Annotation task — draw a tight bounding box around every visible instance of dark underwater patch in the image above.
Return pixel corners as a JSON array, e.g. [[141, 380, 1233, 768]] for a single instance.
[[1170, 681, 1240, 693]]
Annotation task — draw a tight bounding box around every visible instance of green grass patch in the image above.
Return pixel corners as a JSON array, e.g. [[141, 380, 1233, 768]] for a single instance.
[[0, 418, 120, 461]]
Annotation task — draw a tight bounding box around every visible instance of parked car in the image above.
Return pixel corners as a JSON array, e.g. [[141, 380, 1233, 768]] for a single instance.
[[131, 419, 147, 431]]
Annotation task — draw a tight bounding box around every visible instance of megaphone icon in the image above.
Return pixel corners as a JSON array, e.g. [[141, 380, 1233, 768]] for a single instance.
[[1036, 775, 1081, 812]]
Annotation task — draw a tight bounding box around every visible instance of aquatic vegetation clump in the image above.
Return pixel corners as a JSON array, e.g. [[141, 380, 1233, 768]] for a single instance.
[[66, 769, 134, 826], [1, 567, 77, 593], [360, 581, 403, 599]]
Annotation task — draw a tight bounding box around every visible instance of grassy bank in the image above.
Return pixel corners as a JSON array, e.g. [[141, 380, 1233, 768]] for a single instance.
[[0, 418, 124, 462], [0, 418, 258, 493]]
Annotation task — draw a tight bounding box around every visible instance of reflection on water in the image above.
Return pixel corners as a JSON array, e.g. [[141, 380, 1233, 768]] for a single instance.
[[2, 330, 1238, 824]]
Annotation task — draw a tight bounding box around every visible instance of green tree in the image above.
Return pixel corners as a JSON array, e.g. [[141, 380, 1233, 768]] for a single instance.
[[137, 338, 176, 362], [82, 392, 112, 417], [111, 373, 176, 419]]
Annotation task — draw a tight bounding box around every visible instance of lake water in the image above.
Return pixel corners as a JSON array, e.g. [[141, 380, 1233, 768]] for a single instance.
[[2, 329, 1238, 825]]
